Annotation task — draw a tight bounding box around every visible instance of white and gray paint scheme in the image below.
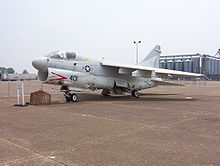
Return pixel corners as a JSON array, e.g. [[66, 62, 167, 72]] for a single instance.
[[32, 45, 203, 102]]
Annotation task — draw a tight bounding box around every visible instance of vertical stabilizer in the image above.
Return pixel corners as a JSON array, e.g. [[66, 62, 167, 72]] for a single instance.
[[139, 45, 161, 68]]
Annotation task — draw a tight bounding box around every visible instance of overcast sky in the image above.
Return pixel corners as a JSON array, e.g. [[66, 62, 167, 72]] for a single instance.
[[0, 0, 219, 73]]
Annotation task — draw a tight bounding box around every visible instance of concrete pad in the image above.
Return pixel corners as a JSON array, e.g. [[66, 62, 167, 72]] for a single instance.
[[0, 138, 35, 164], [50, 127, 220, 165], [0, 81, 220, 165], [5, 156, 63, 166]]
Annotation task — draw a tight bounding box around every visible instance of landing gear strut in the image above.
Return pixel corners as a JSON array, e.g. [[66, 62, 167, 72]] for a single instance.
[[131, 90, 139, 98], [65, 95, 72, 102]]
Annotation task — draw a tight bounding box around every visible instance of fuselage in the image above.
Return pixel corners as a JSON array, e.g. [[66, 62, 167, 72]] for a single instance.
[[32, 51, 156, 94]]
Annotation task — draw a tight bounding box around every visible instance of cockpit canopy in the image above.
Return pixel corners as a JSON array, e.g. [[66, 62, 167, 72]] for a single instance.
[[47, 51, 76, 60], [46, 51, 97, 62], [66, 52, 76, 59]]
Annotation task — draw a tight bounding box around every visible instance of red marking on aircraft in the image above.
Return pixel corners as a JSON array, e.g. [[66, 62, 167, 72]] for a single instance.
[[51, 72, 67, 80]]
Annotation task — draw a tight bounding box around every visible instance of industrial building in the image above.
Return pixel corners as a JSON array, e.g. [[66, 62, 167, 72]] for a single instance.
[[0, 73, 37, 81], [159, 49, 220, 80], [0, 67, 37, 81]]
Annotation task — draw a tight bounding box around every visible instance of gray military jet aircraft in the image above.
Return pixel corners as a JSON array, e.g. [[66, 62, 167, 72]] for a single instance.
[[32, 45, 203, 102]]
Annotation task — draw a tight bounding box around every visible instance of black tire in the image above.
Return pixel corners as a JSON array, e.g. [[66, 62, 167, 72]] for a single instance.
[[131, 90, 139, 98], [71, 93, 78, 102]]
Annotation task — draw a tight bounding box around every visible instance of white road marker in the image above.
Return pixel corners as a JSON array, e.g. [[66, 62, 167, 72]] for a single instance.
[[49, 156, 56, 159]]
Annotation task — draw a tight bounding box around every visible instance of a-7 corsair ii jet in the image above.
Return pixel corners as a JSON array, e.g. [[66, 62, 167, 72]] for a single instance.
[[32, 45, 203, 102]]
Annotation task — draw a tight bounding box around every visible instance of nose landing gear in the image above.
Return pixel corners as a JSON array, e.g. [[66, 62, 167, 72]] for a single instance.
[[65, 93, 78, 102], [62, 86, 78, 102], [101, 89, 111, 96]]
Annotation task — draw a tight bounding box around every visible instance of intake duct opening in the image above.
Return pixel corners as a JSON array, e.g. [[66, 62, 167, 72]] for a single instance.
[[38, 69, 48, 82]]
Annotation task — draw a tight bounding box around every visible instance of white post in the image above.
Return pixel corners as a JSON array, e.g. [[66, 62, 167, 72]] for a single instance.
[[16, 81, 20, 105], [134, 41, 141, 64], [136, 43, 138, 64], [21, 81, 25, 106], [199, 55, 202, 74]]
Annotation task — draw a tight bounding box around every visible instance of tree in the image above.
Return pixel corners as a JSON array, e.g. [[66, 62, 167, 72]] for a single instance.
[[22, 69, 29, 74], [6, 68, 15, 74], [0, 67, 6, 73]]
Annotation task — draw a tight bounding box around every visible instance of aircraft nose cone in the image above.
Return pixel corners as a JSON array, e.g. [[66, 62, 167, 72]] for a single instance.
[[32, 58, 48, 70]]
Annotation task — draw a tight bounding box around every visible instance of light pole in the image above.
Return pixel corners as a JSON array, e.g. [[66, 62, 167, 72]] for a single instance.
[[133, 41, 141, 64]]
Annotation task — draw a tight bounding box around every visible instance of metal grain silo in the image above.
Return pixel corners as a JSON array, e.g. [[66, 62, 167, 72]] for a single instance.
[[175, 59, 183, 71], [214, 59, 218, 75], [210, 58, 215, 75], [159, 60, 166, 69], [218, 60, 220, 75], [167, 59, 175, 70], [192, 57, 200, 73], [201, 56, 208, 75], [184, 59, 193, 72], [206, 57, 212, 75]]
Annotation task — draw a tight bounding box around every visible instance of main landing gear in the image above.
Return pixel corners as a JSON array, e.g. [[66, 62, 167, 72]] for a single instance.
[[101, 88, 139, 98], [131, 90, 139, 98], [101, 89, 111, 96], [65, 93, 78, 102]]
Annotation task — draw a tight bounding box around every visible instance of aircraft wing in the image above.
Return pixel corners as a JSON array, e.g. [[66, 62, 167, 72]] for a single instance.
[[101, 61, 204, 78]]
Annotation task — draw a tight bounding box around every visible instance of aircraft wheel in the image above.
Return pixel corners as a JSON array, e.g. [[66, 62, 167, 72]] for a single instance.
[[101, 89, 110, 96], [71, 93, 78, 102], [131, 90, 139, 98]]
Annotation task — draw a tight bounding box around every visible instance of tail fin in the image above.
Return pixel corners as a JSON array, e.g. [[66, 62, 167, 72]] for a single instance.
[[138, 45, 161, 68]]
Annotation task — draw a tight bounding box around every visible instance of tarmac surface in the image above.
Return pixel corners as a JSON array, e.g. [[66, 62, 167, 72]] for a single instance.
[[0, 80, 219, 166]]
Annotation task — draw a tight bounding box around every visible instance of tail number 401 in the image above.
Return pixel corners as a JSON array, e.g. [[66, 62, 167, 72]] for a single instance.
[[70, 75, 78, 81]]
